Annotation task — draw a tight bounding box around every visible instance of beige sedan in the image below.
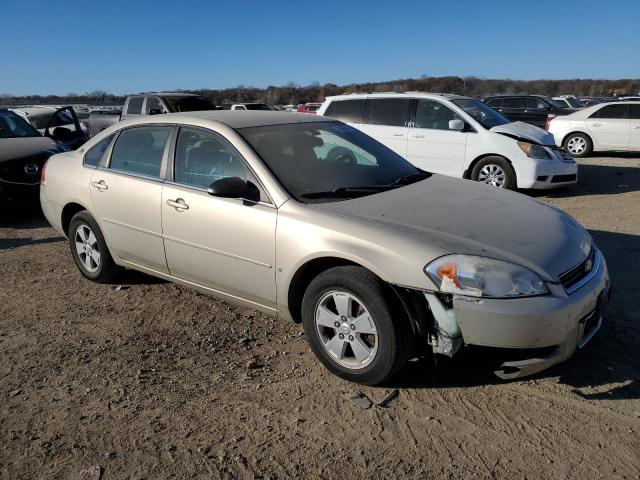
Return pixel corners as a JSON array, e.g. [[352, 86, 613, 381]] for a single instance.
[[40, 112, 610, 385]]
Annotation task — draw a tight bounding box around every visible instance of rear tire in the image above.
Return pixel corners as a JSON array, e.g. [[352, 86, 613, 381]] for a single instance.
[[301, 266, 413, 385], [471, 156, 517, 189], [563, 133, 592, 158], [68, 211, 121, 283]]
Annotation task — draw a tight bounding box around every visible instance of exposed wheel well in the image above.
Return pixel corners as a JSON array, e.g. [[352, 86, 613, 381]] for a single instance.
[[286, 257, 431, 341], [61, 203, 87, 236], [287, 257, 359, 323], [464, 154, 513, 180]]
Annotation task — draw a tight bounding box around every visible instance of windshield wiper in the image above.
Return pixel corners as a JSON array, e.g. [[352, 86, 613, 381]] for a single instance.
[[299, 185, 392, 199], [299, 173, 432, 200], [390, 171, 432, 185]]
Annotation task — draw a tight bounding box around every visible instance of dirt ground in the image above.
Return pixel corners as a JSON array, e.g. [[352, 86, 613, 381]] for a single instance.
[[1, 155, 639, 480]]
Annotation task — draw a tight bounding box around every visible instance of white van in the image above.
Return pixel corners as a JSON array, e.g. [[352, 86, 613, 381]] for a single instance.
[[317, 93, 577, 189]]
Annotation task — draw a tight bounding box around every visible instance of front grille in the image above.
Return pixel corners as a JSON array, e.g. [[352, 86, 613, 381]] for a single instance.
[[553, 148, 574, 163], [559, 248, 596, 292], [551, 174, 577, 183]]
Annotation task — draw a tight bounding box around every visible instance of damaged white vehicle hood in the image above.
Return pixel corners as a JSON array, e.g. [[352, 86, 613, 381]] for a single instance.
[[490, 121, 556, 145]]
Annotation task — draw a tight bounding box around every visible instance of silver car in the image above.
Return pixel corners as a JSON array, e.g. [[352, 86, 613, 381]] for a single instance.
[[40, 112, 611, 385]]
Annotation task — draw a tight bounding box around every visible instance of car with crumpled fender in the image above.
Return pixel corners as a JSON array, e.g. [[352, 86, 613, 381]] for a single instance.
[[40, 111, 611, 385]]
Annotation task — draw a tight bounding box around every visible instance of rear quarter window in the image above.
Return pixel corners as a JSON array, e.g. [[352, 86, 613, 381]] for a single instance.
[[126, 97, 143, 115], [84, 134, 114, 168], [323, 100, 366, 123], [368, 98, 411, 127]]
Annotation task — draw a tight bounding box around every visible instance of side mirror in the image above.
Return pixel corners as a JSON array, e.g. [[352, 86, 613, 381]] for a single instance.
[[449, 119, 465, 131], [207, 177, 260, 202], [148, 108, 163, 115]]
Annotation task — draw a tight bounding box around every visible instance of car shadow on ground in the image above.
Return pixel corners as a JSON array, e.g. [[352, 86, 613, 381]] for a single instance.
[[524, 162, 640, 198], [0, 203, 49, 229], [0, 236, 65, 251], [391, 229, 640, 400]]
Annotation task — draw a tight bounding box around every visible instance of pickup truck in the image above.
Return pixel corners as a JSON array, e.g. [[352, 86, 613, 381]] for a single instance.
[[88, 93, 217, 136]]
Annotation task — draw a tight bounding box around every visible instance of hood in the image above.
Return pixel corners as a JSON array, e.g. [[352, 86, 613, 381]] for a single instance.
[[0, 136, 62, 163], [490, 121, 555, 146], [311, 175, 590, 281]]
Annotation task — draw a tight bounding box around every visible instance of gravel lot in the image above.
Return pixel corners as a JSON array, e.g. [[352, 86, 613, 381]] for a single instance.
[[1, 155, 639, 479]]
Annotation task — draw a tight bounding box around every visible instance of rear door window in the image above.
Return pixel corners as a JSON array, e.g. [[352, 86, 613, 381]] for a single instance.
[[126, 97, 144, 115], [503, 97, 525, 109], [323, 100, 366, 123], [145, 97, 164, 114], [630, 104, 640, 119], [368, 98, 411, 127], [486, 98, 503, 108], [526, 97, 548, 109], [84, 134, 114, 167], [109, 126, 171, 178], [590, 104, 629, 119]]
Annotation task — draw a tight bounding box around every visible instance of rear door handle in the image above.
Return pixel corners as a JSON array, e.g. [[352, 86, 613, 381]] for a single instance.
[[91, 180, 108, 191], [412, 134, 425, 139], [166, 198, 189, 211], [591, 123, 601, 127], [392, 132, 404, 137], [633, 125, 640, 129]]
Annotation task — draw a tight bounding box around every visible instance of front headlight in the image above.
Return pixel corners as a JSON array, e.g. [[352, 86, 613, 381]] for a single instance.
[[517, 141, 551, 159], [425, 255, 549, 298]]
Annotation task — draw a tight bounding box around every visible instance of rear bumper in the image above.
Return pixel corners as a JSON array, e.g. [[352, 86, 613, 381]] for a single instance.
[[452, 249, 610, 378]]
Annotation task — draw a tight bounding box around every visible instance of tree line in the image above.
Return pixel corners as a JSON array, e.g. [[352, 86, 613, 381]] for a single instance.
[[2, 76, 638, 106]]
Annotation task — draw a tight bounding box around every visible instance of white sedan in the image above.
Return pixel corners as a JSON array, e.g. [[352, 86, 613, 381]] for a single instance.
[[548, 101, 640, 157]]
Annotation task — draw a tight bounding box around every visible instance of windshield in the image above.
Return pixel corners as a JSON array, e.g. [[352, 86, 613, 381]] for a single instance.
[[451, 99, 510, 129], [565, 97, 582, 108], [245, 103, 272, 111], [163, 96, 216, 112], [0, 111, 41, 138], [541, 96, 567, 109], [239, 121, 426, 202]]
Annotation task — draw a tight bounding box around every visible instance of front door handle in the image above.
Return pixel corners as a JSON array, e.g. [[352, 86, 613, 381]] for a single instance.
[[392, 132, 404, 137], [412, 134, 426, 139], [91, 180, 108, 191], [166, 198, 189, 211], [591, 123, 601, 127], [633, 125, 640, 129]]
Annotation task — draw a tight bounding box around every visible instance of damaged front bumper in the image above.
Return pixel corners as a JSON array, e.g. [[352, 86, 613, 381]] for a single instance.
[[424, 249, 610, 379]]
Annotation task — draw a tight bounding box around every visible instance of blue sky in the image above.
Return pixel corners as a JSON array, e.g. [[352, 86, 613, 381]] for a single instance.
[[2, 0, 638, 95]]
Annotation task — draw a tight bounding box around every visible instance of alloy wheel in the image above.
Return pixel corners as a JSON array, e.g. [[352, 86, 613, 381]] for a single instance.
[[567, 136, 586, 155], [74, 224, 101, 273], [478, 164, 506, 187], [314, 290, 378, 369]]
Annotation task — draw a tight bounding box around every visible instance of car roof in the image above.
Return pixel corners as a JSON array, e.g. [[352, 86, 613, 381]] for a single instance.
[[552, 100, 639, 119], [324, 92, 470, 101], [155, 110, 330, 128], [134, 92, 201, 98]]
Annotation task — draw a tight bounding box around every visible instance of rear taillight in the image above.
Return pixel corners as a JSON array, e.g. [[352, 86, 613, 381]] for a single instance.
[[544, 114, 556, 131], [41, 159, 48, 184]]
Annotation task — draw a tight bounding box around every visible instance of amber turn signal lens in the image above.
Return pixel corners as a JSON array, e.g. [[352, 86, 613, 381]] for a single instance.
[[436, 263, 460, 287]]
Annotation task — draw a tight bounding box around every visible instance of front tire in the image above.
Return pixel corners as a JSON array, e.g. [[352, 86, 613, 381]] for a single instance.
[[68, 211, 121, 283], [301, 266, 412, 385], [471, 156, 517, 189], [563, 133, 592, 158]]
